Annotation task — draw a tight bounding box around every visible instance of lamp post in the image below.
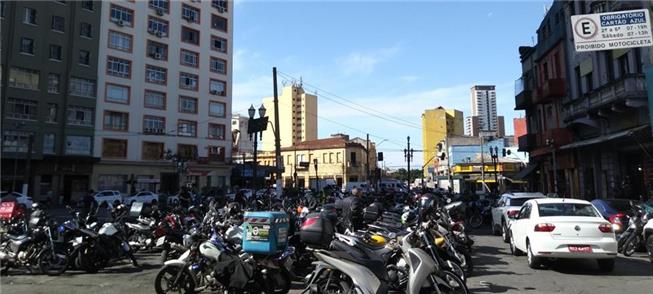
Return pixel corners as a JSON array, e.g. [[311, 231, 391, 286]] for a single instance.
[[165, 149, 188, 192], [247, 104, 268, 190], [490, 146, 499, 194], [546, 139, 558, 197], [313, 158, 319, 193]]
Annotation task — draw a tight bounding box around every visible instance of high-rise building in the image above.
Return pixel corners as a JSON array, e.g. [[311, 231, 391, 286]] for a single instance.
[[260, 83, 317, 151], [422, 107, 464, 177], [470, 85, 497, 132], [91, 0, 233, 194], [1, 1, 102, 203], [497, 116, 505, 137], [464, 116, 479, 137]]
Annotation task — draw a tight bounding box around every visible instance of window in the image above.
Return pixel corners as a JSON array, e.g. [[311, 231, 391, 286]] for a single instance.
[[51, 15, 65, 32], [3, 131, 32, 152], [106, 56, 131, 78], [103, 111, 129, 131], [80, 23, 92, 38], [102, 139, 127, 158], [110, 5, 133, 27], [210, 57, 227, 74], [179, 96, 198, 113], [49, 44, 62, 61], [180, 50, 199, 67], [211, 36, 227, 53], [65, 136, 91, 155], [209, 101, 226, 117], [209, 79, 226, 95], [20, 37, 35, 55], [350, 152, 357, 164], [179, 73, 198, 91], [147, 16, 169, 37], [1, 2, 5, 18], [584, 72, 593, 93], [208, 146, 225, 161], [43, 134, 56, 154], [105, 83, 130, 104], [82, 1, 94, 11], [6, 98, 37, 120], [48, 74, 60, 93], [147, 40, 168, 60], [212, 0, 228, 12], [46, 103, 58, 123], [143, 116, 165, 134], [144, 90, 166, 109], [145, 65, 167, 84], [177, 120, 197, 137], [23, 8, 37, 25], [108, 30, 132, 52], [9, 67, 39, 90], [181, 26, 199, 45], [69, 77, 96, 97], [66, 106, 94, 127], [142, 142, 164, 160], [177, 144, 197, 160], [182, 4, 200, 24], [538, 203, 600, 217], [79, 50, 90, 65], [618, 54, 630, 77], [337, 152, 342, 163], [211, 15, 227, 32], [149, 0, 169, 13], [208, 123, 225, 140]]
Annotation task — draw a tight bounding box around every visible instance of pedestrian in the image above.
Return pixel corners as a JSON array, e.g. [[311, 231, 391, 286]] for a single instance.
[[341, 187, 364, 232], [233, 189, 246, 208], [81, 189, 97, 220], [178, 187, 192, 210]]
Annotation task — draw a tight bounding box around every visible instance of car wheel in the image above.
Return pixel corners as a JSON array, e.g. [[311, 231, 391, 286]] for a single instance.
[[502, 222, 510, 243], [527, 241, 543, 269], [597, 259, 615, 272], [491, 222, 500, 236], [646, 235, 653, 263], [510, 233, 524, 256]]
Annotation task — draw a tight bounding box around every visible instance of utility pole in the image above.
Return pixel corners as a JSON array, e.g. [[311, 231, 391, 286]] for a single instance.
[[272, 67, 283, 197], [480, 135, 485, 192], [403, 136, 414, 187], [366, 133, 370, 184], [24, 134, 34, 195], [546, 139, 558, 197]]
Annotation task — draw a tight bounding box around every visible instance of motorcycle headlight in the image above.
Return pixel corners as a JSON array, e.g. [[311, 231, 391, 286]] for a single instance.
[[58, 225, 66, 233]]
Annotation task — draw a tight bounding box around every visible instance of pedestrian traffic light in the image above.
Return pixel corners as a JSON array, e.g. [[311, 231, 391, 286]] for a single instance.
[[377, 152, 384, 161], [502, 148, 506, 157]]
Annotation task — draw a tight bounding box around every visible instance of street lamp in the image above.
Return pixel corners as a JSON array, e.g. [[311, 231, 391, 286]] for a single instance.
[[546, 139, 558, 197], [313, 158, 319, 193], [489, 146, 499, 194], [247, 104, 269, 190]]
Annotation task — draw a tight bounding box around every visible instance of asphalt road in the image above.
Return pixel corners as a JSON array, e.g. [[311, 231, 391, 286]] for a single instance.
[[1, 228, 652, 294]]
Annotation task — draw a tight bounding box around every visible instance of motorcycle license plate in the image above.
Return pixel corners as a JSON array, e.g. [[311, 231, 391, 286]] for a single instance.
[[156, 236, 165, 247], [568, 245, 592, 253]]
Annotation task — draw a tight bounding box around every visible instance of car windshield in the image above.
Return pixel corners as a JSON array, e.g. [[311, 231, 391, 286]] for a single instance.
[[538, 203, 600, 217], [509, 197, 540, 207]]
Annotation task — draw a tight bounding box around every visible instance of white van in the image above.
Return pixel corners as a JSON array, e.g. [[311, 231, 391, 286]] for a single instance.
[[343, 182, 371, 193], [379, 180, 406, 192]]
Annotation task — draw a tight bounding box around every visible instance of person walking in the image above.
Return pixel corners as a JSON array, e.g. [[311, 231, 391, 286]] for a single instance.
[[341, 187, 364, 232], [178, 187, 192, 210]]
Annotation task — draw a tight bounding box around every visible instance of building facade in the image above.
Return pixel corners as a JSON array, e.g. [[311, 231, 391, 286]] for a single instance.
[[260, 83, 317, 151], [515, 0, 653, 199], [91, 0, 233, 195], [513, 117, 527, 146], [1, 1, 102, 203], [422, 107, 464, 177], [231, 114, 254, 159], [471, 85, 498, 132], [464, 115, 479, 137]]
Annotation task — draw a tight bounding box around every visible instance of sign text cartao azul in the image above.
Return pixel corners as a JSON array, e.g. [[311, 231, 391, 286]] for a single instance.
[[571, 9, 652, 52]]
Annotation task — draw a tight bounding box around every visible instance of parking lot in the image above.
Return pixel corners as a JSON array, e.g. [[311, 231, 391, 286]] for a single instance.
[[2, 228, 652, 294]]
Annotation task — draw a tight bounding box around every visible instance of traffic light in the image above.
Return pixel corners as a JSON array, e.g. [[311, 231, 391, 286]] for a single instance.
[[502, 148, 506, 157], [377, 152, 384, 161]]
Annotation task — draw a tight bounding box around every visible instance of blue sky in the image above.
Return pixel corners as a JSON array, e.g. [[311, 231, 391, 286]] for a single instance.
[[233, 0, 550, 168]]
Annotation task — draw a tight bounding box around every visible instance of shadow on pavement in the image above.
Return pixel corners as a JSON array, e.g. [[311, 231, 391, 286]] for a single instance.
[[548, 256, 653, 277], [468, 282, 520, 293]]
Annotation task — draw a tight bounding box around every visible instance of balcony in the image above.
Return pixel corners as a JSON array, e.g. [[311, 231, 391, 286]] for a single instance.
[[514, 77, 533, 110], [518, 134, 536, 152], [536, 128, 573, 148], [534, 78, 566, 104], [563, 74, 647, 121]]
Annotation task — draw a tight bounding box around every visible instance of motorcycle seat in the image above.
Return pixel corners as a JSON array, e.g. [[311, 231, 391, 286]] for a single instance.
[[6, 234, 28, 241], [327, 244, 389, 282], [126, 222, 150, 231]]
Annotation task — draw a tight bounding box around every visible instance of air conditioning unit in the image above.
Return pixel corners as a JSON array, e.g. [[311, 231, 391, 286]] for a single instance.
[[153, 53, 162, 60], [155, 31, 163, 38], [156, 8, 164, 16], [116, 20, 124, 27], [210, 90, 218, 94]]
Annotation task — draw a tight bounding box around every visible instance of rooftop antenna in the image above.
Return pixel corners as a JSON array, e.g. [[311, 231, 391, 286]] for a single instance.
[[299, 76, 303, 88], [531, 36, 535, 46]]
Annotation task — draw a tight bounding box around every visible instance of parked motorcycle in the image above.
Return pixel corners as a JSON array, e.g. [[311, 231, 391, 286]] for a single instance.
[[618, 205, 650, 256]]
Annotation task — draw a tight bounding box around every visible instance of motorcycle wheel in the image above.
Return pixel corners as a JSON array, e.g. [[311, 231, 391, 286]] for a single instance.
[[467, 214, 483, 229], [460, 251, 473, 276], [445, 260, 466, 283], [154, 265, 196, 294], [430, 270, 469, 294], [38, 247, 69, 276], [623, 236, 640, 257], [80, 246, 100, 273]]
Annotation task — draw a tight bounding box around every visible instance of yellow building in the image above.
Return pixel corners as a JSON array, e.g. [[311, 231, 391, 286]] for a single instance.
[[421, 107, 464, 176], [260, 84, 318, 151], [257, 135, 377, 189]]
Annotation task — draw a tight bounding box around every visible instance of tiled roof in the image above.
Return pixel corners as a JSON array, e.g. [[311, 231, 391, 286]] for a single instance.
[[281, 137, 365, 151]]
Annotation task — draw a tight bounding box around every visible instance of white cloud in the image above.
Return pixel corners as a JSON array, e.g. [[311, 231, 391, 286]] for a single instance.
[[232, 75, 272, 115], [336, 46, 400, 75]]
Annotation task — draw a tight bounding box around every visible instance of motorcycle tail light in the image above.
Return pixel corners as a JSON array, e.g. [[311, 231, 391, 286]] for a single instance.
[[301, 217, 318, 230], [451, 222, 463, 232]]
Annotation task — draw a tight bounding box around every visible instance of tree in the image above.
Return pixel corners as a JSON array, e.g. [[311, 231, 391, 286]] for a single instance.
[[391, 168, 422, 182]]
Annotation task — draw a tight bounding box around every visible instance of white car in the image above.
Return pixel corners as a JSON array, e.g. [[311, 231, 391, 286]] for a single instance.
[[508, 198, 617, 272], [491, 192, 546, 242], [0, 191, 33, 209], [93, 190, 122, 206], [122, 191, 159, 206]]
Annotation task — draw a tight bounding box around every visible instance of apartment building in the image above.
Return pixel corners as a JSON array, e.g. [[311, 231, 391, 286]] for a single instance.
[[91, 0, 233, 195], [470, 85, 498, 132], [1, 1, 101, 203], [421, 107, 464, 177]]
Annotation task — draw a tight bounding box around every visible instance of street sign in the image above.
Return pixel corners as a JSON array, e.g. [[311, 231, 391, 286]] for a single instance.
[[571, 9, 652, 52]]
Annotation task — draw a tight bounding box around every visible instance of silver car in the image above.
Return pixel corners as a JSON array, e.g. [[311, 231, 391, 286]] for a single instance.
[[491, 192, 545, 242]]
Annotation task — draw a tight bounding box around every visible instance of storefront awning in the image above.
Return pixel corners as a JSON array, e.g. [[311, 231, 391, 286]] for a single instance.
[[476, 179, 497, 183], [513, 164, 539, 180], [559, 125, 648, 150]]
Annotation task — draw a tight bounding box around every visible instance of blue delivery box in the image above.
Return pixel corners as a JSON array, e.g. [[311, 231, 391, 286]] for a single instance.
[[242, 211, 289, 255]]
